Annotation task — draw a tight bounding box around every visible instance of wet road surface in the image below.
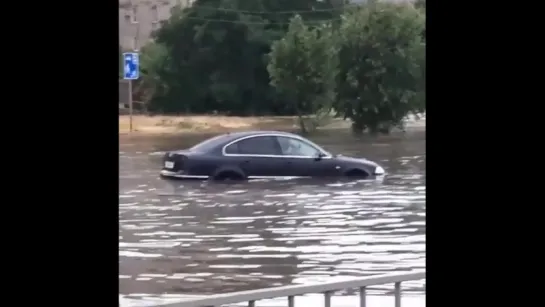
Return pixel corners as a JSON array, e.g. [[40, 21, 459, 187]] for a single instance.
[[119, 131, 426, 306]]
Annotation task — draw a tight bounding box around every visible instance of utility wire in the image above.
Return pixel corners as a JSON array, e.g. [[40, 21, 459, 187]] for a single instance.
[[180, 15, 342, 25], [185, 3, 362, 15], [163, 2, 363, 26]]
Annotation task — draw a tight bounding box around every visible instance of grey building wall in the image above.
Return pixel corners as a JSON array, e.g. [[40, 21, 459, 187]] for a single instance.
[[119, 0, 194, 50]]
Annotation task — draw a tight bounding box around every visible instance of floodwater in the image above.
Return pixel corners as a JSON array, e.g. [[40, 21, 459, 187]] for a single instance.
[[119, 130, 426, 307]]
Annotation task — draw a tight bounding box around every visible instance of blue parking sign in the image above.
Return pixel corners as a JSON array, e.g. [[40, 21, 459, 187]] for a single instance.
[[123, 52, 139, 80]]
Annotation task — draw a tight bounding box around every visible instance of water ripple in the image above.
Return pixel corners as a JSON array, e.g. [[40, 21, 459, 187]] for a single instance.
[[119, 133, 426, 305]]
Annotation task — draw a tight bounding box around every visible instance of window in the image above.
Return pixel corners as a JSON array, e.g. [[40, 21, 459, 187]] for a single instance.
[[224, 142, 239, 154], [151, 5, 159, 23], [276, 137, 321, 157], [131, 6, 138, 23], [225, 136, 279, 155]]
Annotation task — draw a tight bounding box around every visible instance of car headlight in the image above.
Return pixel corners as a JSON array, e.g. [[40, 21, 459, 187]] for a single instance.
[[375, 166, 385, 175]]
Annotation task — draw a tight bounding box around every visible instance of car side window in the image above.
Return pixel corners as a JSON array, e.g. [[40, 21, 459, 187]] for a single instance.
[[226, 136, 279, 155], [276, 137, 321, 157], [224, 142, 239, 154]]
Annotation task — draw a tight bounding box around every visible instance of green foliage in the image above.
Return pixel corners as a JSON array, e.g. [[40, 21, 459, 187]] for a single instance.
[[268, 15, 338, 133], [147, 0, 340, 115], [127, 0, 426, 135], [132, 42, 169, 103], [334, 3, 426, 134], [415, 0, 426, 10], [414, 0, 426, 40]]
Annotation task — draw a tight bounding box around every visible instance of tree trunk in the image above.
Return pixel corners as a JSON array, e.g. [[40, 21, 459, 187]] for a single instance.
[[298, 114, 308, 135], [351, 120, 364, 135], [294, 103, 308, 134]]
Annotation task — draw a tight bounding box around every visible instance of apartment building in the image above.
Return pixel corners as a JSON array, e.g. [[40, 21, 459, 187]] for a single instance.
[[119, 0, 194, 50]]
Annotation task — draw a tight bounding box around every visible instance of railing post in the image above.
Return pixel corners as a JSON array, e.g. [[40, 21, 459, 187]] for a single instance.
[[394, 282, 401, 307], [288, 295, 295, 307], [359, 286, 366, 307], [324, 291, 332, 307]]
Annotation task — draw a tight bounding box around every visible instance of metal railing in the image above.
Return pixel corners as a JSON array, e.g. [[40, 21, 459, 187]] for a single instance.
[[154, 271, 425, 307]]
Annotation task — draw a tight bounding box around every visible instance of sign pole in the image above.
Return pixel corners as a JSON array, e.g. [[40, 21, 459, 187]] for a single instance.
[[123, 51, 139, 134], [128, 80, 133, 133]]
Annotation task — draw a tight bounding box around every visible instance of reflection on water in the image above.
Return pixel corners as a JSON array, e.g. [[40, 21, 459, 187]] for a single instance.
[[119, 131, 425, 307]]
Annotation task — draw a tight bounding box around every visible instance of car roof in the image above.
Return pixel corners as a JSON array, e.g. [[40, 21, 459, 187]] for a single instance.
[[226, 130, 299, 138], [190, 131, 302, 152], [218, 130, 303, 143]]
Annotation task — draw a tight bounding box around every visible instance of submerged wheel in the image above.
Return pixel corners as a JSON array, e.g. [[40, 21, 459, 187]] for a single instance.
[[344, 169, 369, 178], [213, 170, 245, 181]]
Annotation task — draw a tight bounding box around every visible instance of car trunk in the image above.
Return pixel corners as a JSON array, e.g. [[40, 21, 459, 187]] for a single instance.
[[162, 151, 189, 172]]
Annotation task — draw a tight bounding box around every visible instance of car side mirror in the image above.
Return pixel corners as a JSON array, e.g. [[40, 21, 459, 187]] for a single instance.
[[314, 152, 325, 161]]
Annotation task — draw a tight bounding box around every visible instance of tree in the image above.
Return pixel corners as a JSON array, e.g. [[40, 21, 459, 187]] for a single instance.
[[267, 15, 337, 134], [334, 3, 426, 134], [414, 0, 426, 41], [132, 42, 169, 108], [148, 0, 341, 115], [415, 0, 426, 10]]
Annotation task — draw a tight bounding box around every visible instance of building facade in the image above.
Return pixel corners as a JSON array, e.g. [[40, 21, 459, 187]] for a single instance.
[[119, 0, 194, 50]]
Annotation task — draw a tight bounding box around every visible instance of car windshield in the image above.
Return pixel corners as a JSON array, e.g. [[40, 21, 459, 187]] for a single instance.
[[189, 135, 226, 152]]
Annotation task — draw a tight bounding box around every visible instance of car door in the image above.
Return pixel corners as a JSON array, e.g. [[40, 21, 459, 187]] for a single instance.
[[275, 136, 341, 177], [223, 135, 285, 178]]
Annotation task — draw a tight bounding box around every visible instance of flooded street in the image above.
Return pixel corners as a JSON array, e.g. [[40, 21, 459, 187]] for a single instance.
[[119, 130, 426, 307]]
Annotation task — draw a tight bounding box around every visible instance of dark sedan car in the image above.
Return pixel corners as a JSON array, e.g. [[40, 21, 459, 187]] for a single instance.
[[160, 131, 385, 180]]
